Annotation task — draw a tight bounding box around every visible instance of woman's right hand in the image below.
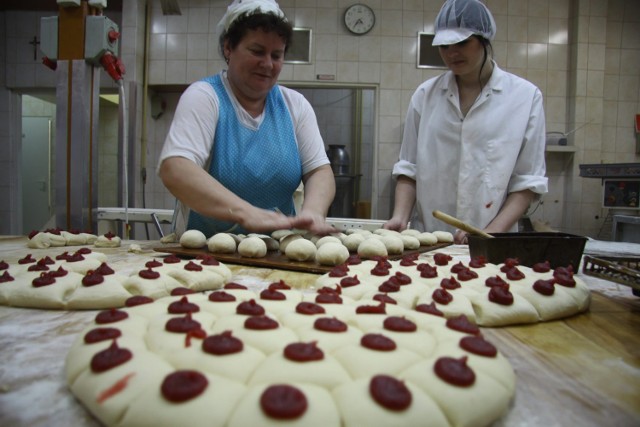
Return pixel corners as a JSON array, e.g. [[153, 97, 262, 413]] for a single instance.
[[383, 217, 407, 232], [235, 206, 296, 233]]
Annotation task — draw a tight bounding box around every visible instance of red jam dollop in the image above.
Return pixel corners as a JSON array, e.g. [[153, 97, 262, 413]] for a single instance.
[[314, 317, 347, 333], [361, 333, 396, 351], [328, 264, 349, 277], [202, 331, 243, 355], [346, 254, 362, 265], [0, 271, 14, 283], [440, 277, 461, 290], [225, 282, 248, 290], [184, 261, 203, 272], [434, 356, 475, 387], [125, 295, 154, 307], [260, 288, 286, 301], [171, 287, 195, 296], [356, 302, 386, 314], [340, 275, 360, 288], [244, 316, 278, 330], [468, 256, 487, 268], [138, 268, 160, 279], [95, 263, 115, 276], [450, 261, 466, 273], [82, 271, 104, 287], [163, 254, 182, 264], [236, 299, 265, 316], [533, 279, 555, 295], [419, 264, 438, 278], [32, 272, 56, 288], [90, 341, 132, 373], [415, 302, 444, 317], [165, 313, 202, 333], [95, 308, 129, 324], [457, 268, 479, 281], [459, 335, 498, 357], [260, 385, 308, 420], [283, 342, 324, 362], [485, 275, 508, 288], [383, 316, 417, 333], [505, 267, 525, 281], [209, 291, 237, 302], [532, 261, 551, 273], [315, 293, 343, 304], [161, 370, 209, 403], [488, 284, 514, 305], [432, 288, 453, 305], [378, 280, 400, 293], [18, 254, 36, 265], [373, 294, 397, 305], [445, 315, 480, 335], [433, 253, 452, 266], [0, 260, 8, 270], [369, 375, 412, 411], [145, 259, 163, 269], [84, 327, 122, 344], [269, 280, 291, 290], [168, 296, 200, 314], [296, 302, 325, 315]]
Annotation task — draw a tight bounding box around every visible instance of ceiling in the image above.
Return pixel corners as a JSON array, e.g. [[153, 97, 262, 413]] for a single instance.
[[0, 0, 122, 12]]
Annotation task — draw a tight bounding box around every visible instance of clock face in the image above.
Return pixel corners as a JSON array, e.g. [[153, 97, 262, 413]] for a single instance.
[[344, 4, 375, 35]]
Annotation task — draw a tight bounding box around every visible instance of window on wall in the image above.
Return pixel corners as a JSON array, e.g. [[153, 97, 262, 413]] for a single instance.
[[285, 28, 312, 64], [417, 33, 446, 69]]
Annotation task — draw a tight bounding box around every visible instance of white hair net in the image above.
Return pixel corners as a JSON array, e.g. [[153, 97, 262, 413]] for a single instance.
[[216, 0, 286, 39], [432, 0, 496, 46]]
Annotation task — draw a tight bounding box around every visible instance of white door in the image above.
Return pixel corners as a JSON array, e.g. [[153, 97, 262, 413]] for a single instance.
[[22, 116, 52, 234]]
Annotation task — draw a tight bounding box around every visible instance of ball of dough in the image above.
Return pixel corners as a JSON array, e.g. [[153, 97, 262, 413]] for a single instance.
[[342, 233, 365, 252], [380, 234, 404, 255], [357, 237, 388, 258], [344, 228, 372, 237], [315, 235, 342, 248], [400, 235, 421, 250], [285, 238, 317, 261], [316, 242, 350, 266], [180, 229, 207, 249], [279, 233, 303, 253], [400, 228, 421, 237], [207, 233, 237, 254], [248, 234, 279, 251], [433, 230, 454, 243], [271, 229, 293, 240], [416, 232, 438, 246], [237, 236, 267, 258]]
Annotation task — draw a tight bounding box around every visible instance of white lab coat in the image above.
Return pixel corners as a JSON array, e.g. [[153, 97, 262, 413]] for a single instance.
[[392, 63, 548, 233]]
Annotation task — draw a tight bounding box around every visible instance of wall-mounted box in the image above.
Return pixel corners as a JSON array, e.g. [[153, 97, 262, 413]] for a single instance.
[[285, 28, 312, 64], [603, 179, 639, 210]]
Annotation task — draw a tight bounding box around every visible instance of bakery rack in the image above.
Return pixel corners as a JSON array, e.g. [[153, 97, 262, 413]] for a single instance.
[[582, 255, 640, 296]]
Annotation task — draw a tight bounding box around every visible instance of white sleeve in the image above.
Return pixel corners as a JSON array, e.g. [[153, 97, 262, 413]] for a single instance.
[[157, 81, 219, 172], [392, 88, 422, 180], [509, 87, 548, 195], [281, 87, 330, 175]]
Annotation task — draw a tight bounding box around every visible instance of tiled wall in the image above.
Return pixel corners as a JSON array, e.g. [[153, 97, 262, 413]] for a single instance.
[[2, 0, 639, 239]]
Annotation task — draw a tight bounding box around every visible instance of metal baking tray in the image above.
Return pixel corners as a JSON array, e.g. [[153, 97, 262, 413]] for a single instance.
[[582, 255, 640, 296], [468, 232, 588, 269]]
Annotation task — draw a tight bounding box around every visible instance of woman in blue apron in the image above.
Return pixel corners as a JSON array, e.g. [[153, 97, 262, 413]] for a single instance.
[[158, 0, 335, 237]]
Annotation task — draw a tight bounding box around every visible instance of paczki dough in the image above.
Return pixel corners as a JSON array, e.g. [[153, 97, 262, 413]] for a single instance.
[[180, 230, 207, 249], [237, 236, 267, 258], [315, 242, 350, 266], [285, 238, 317, 262], [207, 233, 237, 254], [357, 238, 388, 258]]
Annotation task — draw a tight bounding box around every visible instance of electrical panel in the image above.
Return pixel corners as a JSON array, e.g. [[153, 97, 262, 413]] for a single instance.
[[84, 15, 119, 64]]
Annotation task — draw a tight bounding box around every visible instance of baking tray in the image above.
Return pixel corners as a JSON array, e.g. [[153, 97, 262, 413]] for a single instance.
[[468, 232, 588, 269], [582, 255, 640, 295], [153, 243, 451, 274]]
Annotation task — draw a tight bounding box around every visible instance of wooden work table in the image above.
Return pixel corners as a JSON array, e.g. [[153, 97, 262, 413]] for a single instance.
[[0, 237, 638, 426]]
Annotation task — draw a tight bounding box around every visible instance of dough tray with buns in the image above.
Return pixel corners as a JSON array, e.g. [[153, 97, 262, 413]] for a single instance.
[[154, 242, 451, 274]]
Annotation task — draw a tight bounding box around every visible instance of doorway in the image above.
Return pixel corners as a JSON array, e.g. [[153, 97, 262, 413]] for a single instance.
[[21, 115, 53, 233]]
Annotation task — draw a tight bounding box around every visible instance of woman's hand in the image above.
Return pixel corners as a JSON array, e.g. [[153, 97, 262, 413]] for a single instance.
[[290, 211, 337, 236], [454, 229, 469, 244], [383, 217, 408, 232]]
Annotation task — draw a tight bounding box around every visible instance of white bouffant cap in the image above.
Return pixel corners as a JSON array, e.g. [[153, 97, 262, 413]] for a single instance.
[[432, 0, 496, 46], [216, 0, 286, 37]]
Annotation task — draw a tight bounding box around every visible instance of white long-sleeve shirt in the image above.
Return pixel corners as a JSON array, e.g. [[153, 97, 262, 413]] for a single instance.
[[392, 63, 548, 233]]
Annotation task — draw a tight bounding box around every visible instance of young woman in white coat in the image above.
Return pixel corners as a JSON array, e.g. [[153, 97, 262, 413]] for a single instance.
[[384, 0, 548, 244]]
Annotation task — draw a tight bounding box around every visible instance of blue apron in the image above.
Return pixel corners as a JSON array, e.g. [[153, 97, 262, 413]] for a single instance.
[[187, 74, 302, 235]]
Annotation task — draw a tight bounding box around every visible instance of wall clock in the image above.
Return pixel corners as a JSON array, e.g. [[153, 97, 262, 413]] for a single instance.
[[344, 4, 375, 35]]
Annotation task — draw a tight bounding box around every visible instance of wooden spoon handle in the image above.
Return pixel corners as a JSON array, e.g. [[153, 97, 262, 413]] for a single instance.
[[432, 210, 494, 239]]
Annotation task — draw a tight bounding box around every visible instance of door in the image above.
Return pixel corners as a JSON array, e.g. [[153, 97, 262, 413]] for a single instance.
[[22, 116, 52, 233]]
